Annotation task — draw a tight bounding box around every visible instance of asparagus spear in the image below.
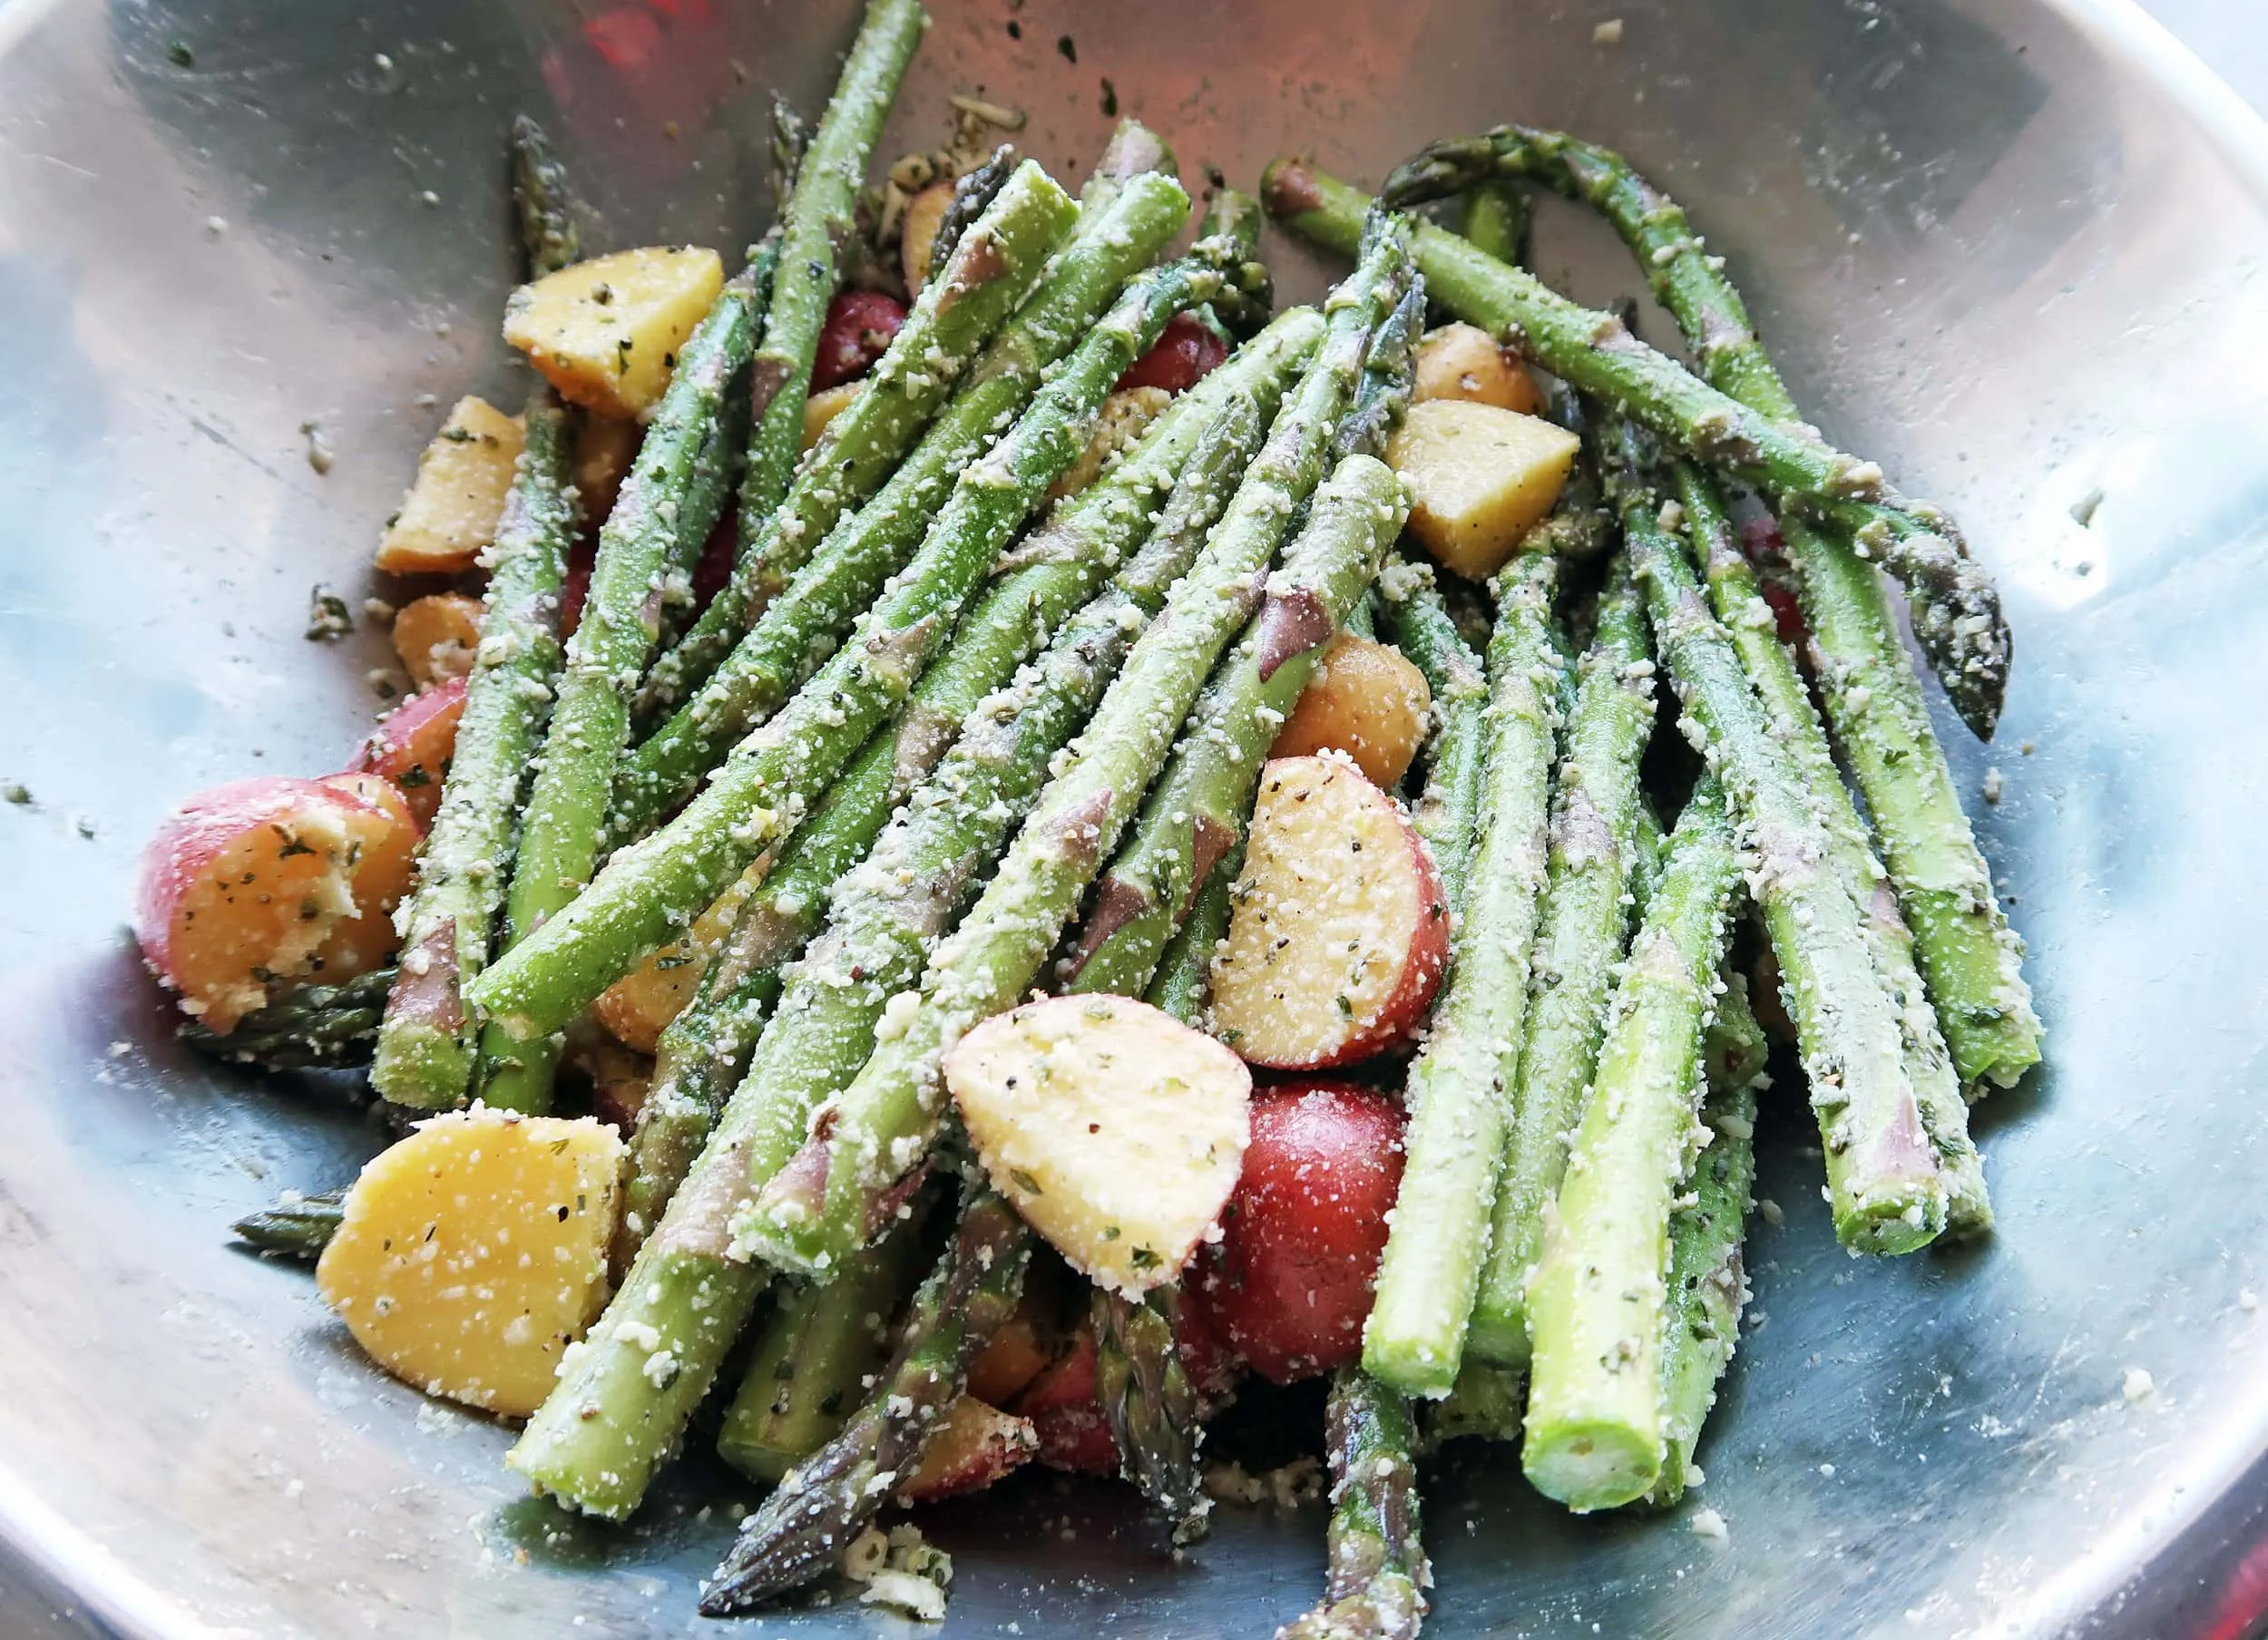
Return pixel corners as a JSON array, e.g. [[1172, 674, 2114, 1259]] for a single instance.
[[1651, 968, 1767, 1508], [1458, 177, 1527, 269], [1520, 776, 1739, 1509], [1362, 552, 1562, 1399], [616, 171, 1222, 834], [1277, 1367, 1430, 1640], [372, 389, 582, 1107], [1611, 425, 1947, 1254], [1096, 1288, 1209, 1547], [508, 115, 580, 278], [611, 309, 1317, 1264], [1059, 279, 1417, 999], [466, 161, 1113, 1036], [1262, 158, 2012, 742], [180, 966, 389, 1070], [1465, 564, 1657, 1367], [1142, 850, 1237, 1026], [1680, 465, 1989, 1232], [926, 142, 1020, 281], [510, 319, 1310, 1517], [699, 1189, 1031, 1616], [1376, 561, 1489, 917], [716, 1193, 932, 1484], [743, 434, 1412, 1277], [1380, 124, 2038, 1091], [231, 1187, 345, 1261], [639, 118, 1170, 721]]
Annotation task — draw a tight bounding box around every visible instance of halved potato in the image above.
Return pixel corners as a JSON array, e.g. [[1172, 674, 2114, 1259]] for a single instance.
[[1268, 632, 1433, 790], [1385, 400, 1581, 580], [376, 396, 523, 575], [1413, 321, 1543, 415], [315, 1109, 623, 1419], [591, 863, 766, 1051], [503, 246, 725, 419], [573, 413, 642, 522], [946, 994, 1252, 1296], [391, 592, 483, 690]]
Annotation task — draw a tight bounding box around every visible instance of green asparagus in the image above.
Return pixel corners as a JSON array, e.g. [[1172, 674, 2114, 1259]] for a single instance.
[[1522, 776, 1740, 1511], [1277, 1366, 1430, 1640], [1383, 123, 2038, 1091], [1363, 552, 1561, 1399], [1376, 560, 1490, 916], [1263, 158, 2013, 741], [616, 171, 1207, 833], [1611, 425, 1948, 1254], [742, 410, 1412, 1277], [1142, 849, 1237, 1026], [231, 1187, 345, 1261], [1678, 464, 1989, 1232], [699, 1189, 1031, 1615], [1467, 563, 1657, 1367], [372, 389, 581, 1108], [1096, 1288, 1208, 1546], [1458, 176, 1528, 269], [1652, 969, 1767, 1507], [181, 965, 389, 1070], [508, 115, 579, 279]]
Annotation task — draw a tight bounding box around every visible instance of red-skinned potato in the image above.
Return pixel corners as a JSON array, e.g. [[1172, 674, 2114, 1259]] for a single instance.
[[1116, 312, 1227, 394], [897, 1398, 1040, 1502], [812, 291, 908, 392], [354, 675, 464, 828], [1266, 632, 1432, 790], [966, 1301, 1057, 1409], [1188, 1083, 1405, 1383], [309, 773, 419, 980], [1210, 755, 1450, 1069], [135, 776, 412, 1032], [1012, 1327, 1118, 1475]]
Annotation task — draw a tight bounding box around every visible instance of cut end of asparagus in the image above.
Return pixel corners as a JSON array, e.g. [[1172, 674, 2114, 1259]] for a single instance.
[[1521, 1416, 1662, 1514]]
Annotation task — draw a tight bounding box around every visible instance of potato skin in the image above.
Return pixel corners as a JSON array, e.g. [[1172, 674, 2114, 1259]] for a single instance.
[[1188, 1082, 1406, 1384], [1413, 321, 1543, 414], [354, 676, 464, 828], [1267, 632, 1433, 790]]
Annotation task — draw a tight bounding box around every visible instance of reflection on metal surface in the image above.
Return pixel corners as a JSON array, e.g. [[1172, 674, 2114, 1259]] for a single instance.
[[2, 0, 2267, 1635]]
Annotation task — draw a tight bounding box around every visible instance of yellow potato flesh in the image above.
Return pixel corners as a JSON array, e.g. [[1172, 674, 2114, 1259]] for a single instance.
[[391, 592, 483, 689], [802, 381, 866, 453], [503, 246, 725, 420], [1268, 632, 1433, 790], [1385, 400, 1581, 580], [375, 396, 523, 575], [1413, 322, 1543, 415], [591, 861, 766, 1052], [316, 1111, 623, 1418], [946, 995, 1250, 1296]]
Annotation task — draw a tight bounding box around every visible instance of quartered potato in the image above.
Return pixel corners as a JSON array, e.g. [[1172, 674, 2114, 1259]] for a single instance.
[[503, 246, 725, 419], [1386, 399, 1581, 580], [376, 395, 524, 575]]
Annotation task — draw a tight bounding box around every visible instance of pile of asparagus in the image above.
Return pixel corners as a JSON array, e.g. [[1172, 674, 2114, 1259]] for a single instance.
[[213, 5, 2041, 1622]]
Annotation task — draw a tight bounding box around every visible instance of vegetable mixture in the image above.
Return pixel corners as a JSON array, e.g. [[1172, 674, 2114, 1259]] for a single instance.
[[137, 4, 2041, 1629]]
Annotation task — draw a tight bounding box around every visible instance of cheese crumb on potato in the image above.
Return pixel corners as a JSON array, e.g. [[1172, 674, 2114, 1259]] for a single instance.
[[316, 1109, 623, 1418]]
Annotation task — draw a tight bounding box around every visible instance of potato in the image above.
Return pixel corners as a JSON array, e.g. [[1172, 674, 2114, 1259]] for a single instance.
[[899, 181, 955, 297], [1267, 632, 1432, 789], [376, 396, 524, 575], [309, 773, 420, 980], [966, 1304, 1056, 1408], [316, 1109, 623, 1418], [503, 246, 726, 420], [1413, 321, 1543, 415], [574, 413, 642, 522], [354, 675, 464, 828], [1385, 400, 1581, 580], [802, 381, 865, 453], [1045, 386, 1172, 504], [1210, 756, 1450, 1069], [391, 592, 483, 690], [591, 863, 765, 1051], [897, 1398, 1039, 1502], [946, 994, 1252, 1296]]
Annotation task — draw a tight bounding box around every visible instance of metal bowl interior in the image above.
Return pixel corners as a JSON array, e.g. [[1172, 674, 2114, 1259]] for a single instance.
[[3, 0, 2267, 1635]]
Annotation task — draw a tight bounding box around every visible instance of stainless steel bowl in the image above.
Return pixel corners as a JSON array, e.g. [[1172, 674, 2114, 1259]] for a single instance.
[[5, 0, 2267, 1634]]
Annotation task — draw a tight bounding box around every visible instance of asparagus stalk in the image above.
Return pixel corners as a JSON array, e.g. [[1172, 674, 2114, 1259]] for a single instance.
[[507, 115, 579, 278], [1142, 849, 1237, 1026], [1376, 561, 1489, 916], [699, 1189, 1031, 1616], [1362, 552, 1562, 1399], [1521, 776, 1741, 1510], [1651, 969, 1767, 1507], [926, 142, 1020, 282], [615, 172, 1224, 834], [1276, 1367, 1431, 1640], [372, 389, 581, 1107], [1466, 564, 1657, 1367], [1058, 259, 1418, 1001], [1458, 177, 1528, 269], [1262, 158, 2013, 741], [637, 119, 1167, 722], [1381, 124, 2038, 1091], [1680, 465, 1989, 1232], [1096, 1288, 1209, 1547], [716, 1193, 932, 1484], [468, 161, 1126, 1037], [1628, 799, 1667, 920], [231, 1187, 345, 1261], [744, 437, 1412, 1277], [509, 318, 1310, 1517], [1611, 426, 1948, 1254], [180, 966, 389, 1070]]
